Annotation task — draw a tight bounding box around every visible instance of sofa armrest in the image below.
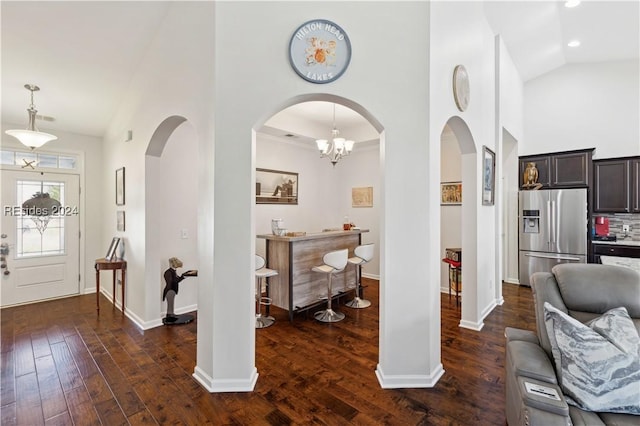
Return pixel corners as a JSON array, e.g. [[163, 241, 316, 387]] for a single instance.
[[505, 327, 539, 345], [506, 340, 558, 384]]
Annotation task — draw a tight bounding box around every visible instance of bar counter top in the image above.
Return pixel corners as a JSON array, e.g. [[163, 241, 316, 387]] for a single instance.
[[257, 228, 369, 242]]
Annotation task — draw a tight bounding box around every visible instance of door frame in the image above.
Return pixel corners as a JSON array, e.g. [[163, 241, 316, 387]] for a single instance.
[[0, 144, 87, 304]]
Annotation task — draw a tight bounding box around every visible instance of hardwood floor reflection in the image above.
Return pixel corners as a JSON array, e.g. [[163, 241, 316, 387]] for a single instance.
[[1, 279, 535, 425]]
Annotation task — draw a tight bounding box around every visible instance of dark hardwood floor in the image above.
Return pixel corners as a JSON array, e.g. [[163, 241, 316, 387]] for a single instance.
[[1, 279, 535, 425]]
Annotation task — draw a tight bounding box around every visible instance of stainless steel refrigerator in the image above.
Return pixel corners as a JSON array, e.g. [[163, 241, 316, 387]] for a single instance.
[[518, 188, 587, 286]]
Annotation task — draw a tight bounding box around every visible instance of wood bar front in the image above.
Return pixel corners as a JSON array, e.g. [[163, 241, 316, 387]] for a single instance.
[[257, 229, 368, 320]]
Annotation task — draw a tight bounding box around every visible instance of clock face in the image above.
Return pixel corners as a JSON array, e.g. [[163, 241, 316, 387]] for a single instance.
[[289, 19, 351, 84], [453, 65, 470, 112]]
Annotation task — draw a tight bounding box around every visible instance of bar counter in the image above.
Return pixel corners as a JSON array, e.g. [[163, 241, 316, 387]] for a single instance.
[[257, 229, 369, 320]]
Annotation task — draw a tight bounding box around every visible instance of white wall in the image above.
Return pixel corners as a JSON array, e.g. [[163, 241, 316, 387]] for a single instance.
[[213, 1, 440, 391], [101, 2, 215, 331], [523, 60, 639, 158], [256, 134, 380, 277], [431, 1, 506, 330], [257, 129, 419, 281], [0, 125, 103, 296]]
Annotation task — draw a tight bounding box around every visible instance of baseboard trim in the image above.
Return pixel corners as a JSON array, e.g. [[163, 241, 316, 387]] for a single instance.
[[375, 363, 445, 389], [503, 278, 520, 285], [362, 272, 380, 280], [193, 366, 258, 393], [459, 319, 484, 331]]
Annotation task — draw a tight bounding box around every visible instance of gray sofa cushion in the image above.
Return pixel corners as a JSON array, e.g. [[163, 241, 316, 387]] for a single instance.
[[552, 264, 640, 317]]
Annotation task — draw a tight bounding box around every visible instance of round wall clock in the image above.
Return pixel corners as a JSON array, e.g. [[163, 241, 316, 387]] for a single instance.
[[289, 19, 351, 84], [453, 65, 470, 112]]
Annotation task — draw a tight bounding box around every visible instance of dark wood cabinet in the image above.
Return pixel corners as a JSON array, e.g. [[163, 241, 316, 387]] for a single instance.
[[592, 243, 640, 263], [592, 157, 640, 213], [519, 149, 592, 189]]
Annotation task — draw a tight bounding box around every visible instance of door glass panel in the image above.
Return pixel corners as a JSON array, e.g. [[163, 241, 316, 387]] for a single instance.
[[16, 180, 66, 258]]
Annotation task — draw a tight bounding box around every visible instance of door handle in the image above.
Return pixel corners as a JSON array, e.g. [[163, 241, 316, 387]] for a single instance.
[[550, 200, 556, 244], [524, 253, 581, 262]]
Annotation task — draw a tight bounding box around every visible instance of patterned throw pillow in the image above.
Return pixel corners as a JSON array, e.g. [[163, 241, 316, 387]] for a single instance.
[[543, 302, 640, 414]]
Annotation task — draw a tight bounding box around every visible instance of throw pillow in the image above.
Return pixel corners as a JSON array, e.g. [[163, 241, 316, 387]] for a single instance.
[[543, 302, 640, 414]]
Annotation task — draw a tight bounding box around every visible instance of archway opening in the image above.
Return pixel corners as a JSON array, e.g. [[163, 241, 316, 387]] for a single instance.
[[145, 116, 198, 323], [439, 116, 479, 329], [252, 94, 383, 376]]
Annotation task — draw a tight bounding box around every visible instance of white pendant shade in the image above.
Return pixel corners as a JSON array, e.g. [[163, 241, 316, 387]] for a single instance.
[[5, 129, 58, 149], [5, 84, 57, 150]]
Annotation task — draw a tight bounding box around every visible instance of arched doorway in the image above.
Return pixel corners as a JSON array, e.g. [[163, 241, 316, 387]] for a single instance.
[[145, 115, 199, 323], [439, 116, 481, 329]]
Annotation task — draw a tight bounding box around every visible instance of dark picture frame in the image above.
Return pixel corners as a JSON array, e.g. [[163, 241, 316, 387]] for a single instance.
[[105, 237, 120, 261], [116, 167, 125, 206], [482, 146, 496, 206], [440, 181, 462, 205], [256, 168, 298, 205]]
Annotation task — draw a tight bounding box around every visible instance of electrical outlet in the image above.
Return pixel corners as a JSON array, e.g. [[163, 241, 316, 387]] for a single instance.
[[622, 224, 630, 233]]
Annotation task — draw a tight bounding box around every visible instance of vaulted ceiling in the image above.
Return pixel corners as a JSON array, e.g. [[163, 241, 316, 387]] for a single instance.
[[1, 1, 637, 141]]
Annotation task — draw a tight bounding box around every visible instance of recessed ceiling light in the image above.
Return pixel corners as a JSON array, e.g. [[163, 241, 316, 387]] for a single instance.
[[565, 0, 581, 8], [568, 40, 581, 47]]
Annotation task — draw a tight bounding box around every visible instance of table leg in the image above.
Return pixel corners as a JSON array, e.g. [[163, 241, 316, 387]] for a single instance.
[[96, 267, 100, 312], [112, 270, 116, 308], [121, 269, 125, 314]]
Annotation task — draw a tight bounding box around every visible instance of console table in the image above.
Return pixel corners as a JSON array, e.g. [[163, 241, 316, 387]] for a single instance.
[[95, 258, 127, 313]]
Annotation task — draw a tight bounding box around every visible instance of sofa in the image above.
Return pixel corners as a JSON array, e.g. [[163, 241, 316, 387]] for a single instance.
[[505, 263, 640, 426]]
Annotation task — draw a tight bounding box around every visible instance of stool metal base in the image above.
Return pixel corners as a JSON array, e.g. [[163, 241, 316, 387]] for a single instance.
[[345, 297, 371, 309], [256, 314, 275, 329], [163, 313, 195, 325], [314, 308, 345, 323]]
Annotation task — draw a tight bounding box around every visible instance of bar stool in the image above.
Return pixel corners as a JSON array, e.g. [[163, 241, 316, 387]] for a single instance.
[[345, 243, 374, 308], [255, 255, 276, 329], [312, 248, 348, 323]]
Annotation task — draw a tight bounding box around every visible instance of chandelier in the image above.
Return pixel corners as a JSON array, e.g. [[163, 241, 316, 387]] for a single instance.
[[315, 103, 354, 167], [5, 84, 58, 150]]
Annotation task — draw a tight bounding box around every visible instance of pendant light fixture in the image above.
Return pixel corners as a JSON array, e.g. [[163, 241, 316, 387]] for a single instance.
[[5, 84, 58, 150], [315, 103, 354, 167]]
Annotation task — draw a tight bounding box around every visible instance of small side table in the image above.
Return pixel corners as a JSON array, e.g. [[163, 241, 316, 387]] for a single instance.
[[95, 258, 127, 313], [442, 258, 462, 306]]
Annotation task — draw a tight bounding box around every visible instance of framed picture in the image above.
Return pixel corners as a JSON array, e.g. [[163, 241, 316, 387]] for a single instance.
[[256, 168, 298, 204], [115, 167, 125, 206], [482, 146, 496, 206], [117, 210, 125, 232], [105, 237, 120, 261], [352, 187, 373, 207], [441, 182, 462, 205]]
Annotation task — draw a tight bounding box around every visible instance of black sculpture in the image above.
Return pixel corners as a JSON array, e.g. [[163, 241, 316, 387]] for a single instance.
[[162, 257, 197, 325]]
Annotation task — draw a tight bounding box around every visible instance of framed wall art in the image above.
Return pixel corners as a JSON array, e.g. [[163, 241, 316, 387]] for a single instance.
[[117, 210, 125, 232], [352, 187, 373, 207], [482, 146, 495, 206], [256, 168, 298, 204], [105, 237, 120, 261], [441, 182, 462, 205], [115, 167, 125, 206]]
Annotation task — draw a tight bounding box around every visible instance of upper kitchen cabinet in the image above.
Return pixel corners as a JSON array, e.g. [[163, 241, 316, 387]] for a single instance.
[[593, 156, 640, 213], [519, 149, 593, 189]]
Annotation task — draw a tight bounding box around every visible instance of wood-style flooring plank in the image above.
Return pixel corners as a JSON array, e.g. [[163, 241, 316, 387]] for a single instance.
[[1, 279, 536, 425]]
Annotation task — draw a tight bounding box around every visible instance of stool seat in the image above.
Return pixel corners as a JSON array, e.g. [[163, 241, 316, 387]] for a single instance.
[[345, 244, 374, 309], [256, 267, 278, 279], [312, 248, 348, 323]]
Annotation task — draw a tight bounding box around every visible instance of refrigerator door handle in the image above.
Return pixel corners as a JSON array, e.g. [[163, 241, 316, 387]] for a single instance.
[[546, 200, 551, 247], [523, 253, 582, 262], [551, 200, 556, 244]]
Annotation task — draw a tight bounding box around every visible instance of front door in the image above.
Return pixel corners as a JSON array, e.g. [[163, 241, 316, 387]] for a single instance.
[[1, 170, 80, 307]]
